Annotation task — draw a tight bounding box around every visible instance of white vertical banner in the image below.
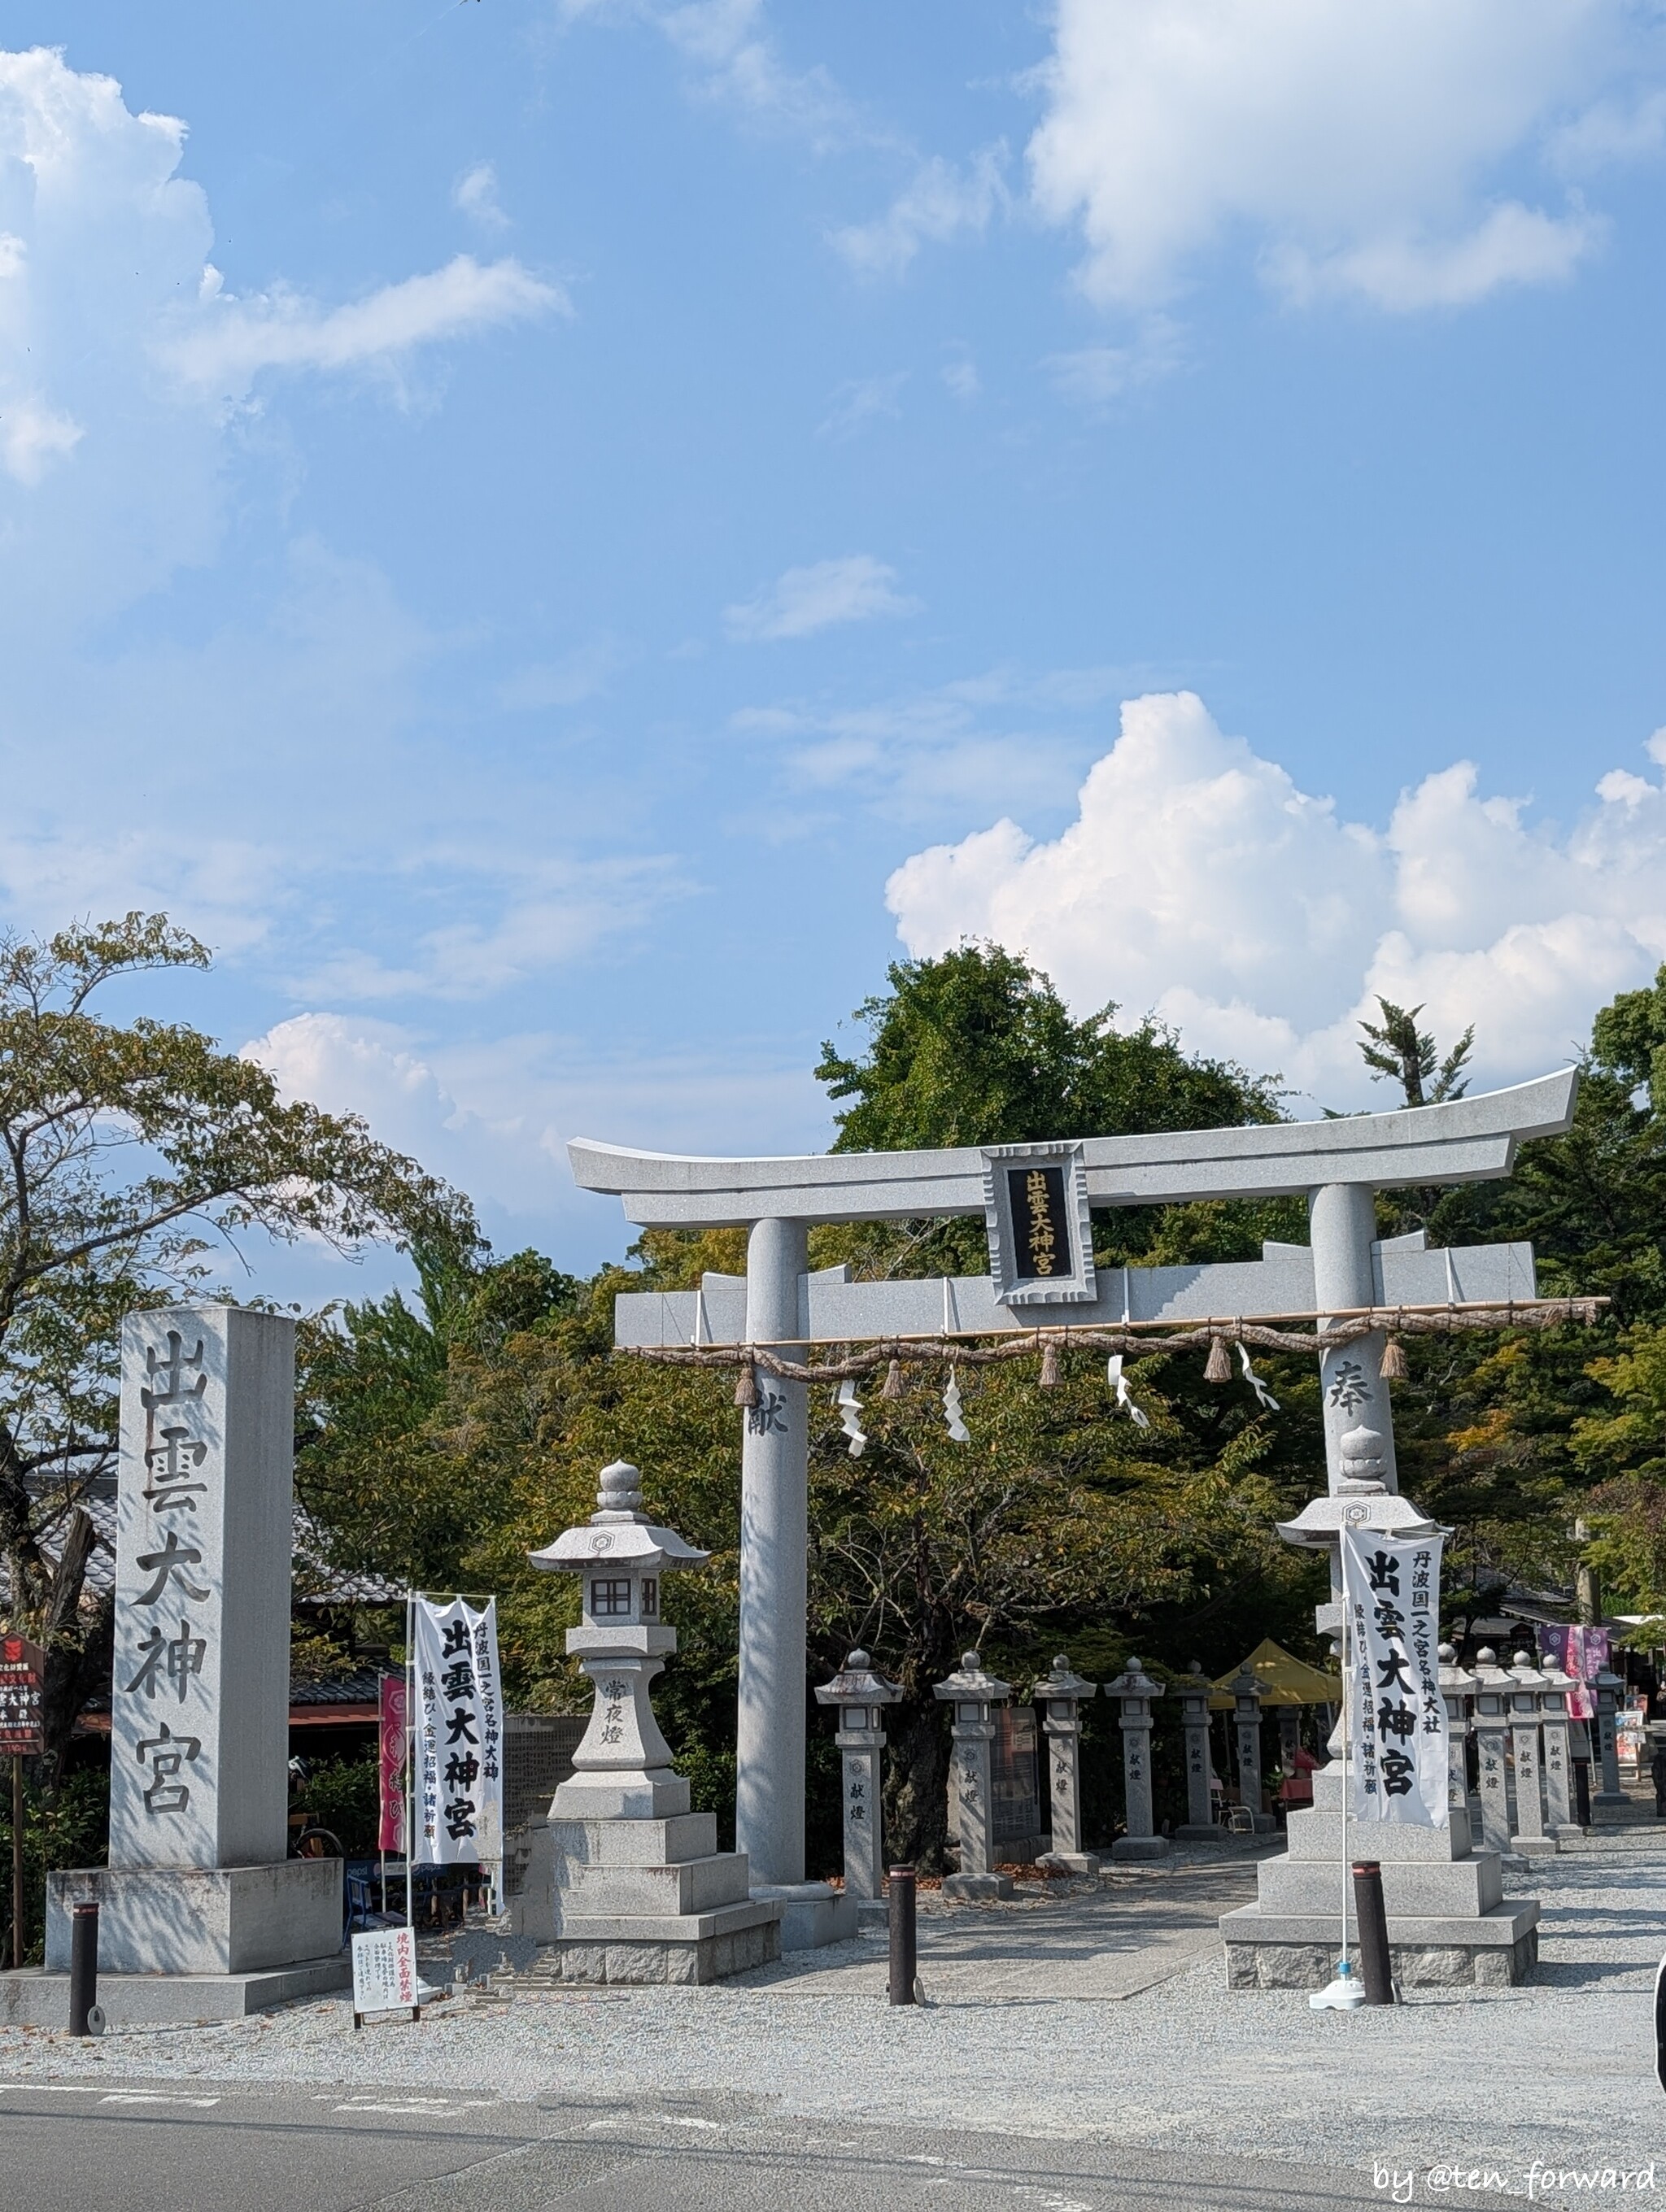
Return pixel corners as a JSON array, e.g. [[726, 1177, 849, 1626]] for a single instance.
[[1341, 1526, 1448, 1828], [412, 1596, 504, 1867]]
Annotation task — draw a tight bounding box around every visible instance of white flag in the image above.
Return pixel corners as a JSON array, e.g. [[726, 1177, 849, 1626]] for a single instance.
[[1340, 1525, 1448, 1828], [412, 1596, 504, 1866]]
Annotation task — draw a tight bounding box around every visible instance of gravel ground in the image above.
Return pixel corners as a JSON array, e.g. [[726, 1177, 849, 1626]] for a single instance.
[[4, 1847, 1664, 2191]]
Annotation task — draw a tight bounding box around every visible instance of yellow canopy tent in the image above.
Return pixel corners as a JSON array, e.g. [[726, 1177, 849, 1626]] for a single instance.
[[1207, 1637, 1342, 1710]]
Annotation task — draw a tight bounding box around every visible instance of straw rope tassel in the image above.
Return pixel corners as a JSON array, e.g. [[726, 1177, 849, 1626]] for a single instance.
[[1039, 1339, 1062, 1388], [881, 1358, 904, 1400], [734, 1357, 760, 1409], [1204, 1335, 1232, 1384], [1377, 1335, 1409, 1381]]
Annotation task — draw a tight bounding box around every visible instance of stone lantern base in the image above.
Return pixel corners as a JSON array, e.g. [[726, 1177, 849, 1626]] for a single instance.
[[1219, 1767, 1540, 1988], [513, 1781, 782, 1984]]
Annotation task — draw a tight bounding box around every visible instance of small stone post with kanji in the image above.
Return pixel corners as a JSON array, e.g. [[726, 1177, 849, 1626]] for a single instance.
[[1594, 1665, 1625, 1804], [1175, 1661, 1217, 1838], [1224, 1661, 1275, 1835], [1031, 1656, 1098, 1877], [1470, 1650, 1513, 1854], [935, 1653, 1014, 1901], [1507, 1652, 1551, 1857], [1437, 1644, 1475, 1826], [1538, 1662, 1581, 1844], [816, 1650, 901, 1931], [1106, 1657, 1171, 1860]]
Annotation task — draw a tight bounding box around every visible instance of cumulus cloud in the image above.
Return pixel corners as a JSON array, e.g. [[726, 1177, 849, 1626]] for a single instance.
[[0, 46, 563, 628], [1026, 0, 1642, 310], [831, 145, 1009, 278], [885, 691, 1666, 1105], [724, 554, 919, 642]]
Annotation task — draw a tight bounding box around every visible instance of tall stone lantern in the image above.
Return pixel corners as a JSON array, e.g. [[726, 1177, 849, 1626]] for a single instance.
[[1437, 1644, 1475, 1823], [1105, 1657, 1171, 1858], [816, 1650, 901, 1931], [1593, 1663, 1625, 1804], [935, 1652, 1014, 1901], [1537, 1662, 1581, 1844], [1030, 1657, 1098, 1877], [1507, 1652, 1551, 1857], [1175, 1661, 1218, 1840], [513, 1459, 784, 1981], [1469, 1649, 1513, 1855], [1224, 1661, 1276, 1835]]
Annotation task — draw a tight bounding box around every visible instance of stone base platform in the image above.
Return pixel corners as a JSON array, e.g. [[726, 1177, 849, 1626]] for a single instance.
[[540, 1901, 780, 1985], [0, 1954, 350, 2026], [1037, 1851, 1101, 1879], [751, 1880, 857, 1951], [1110, 1835, 1171, 1862], [944, 1871, 1014, 1901], [46, 1861, 342, 1976], [1221, 1903, 1540, 1988]]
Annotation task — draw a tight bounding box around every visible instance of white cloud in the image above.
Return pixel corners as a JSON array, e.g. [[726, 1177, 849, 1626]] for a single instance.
[[561, 0, 861, 150], [497, 636, 627, 710], [941, 352, 979, 402], [885, 690, 1666, 1105], [815, 372, 907, 441], [831, 144, 1009, 278], [453, 161, 509, 233], [723, 554, 919, 642], [1046, 317, 1184, 407], [1027, 0, 1642, 311], [162, 255, 563, 397], [0, 46, 564, 631]]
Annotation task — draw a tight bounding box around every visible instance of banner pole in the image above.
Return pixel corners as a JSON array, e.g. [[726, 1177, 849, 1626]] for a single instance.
[[1339, 1543, 1351, 1974], [405, 1590, 414, 1934]]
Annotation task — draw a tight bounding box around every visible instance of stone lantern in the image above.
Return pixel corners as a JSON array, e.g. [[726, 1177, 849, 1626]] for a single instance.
[[1507, 1652, 1551, 1857], [513, 1459, 783, 1981], [1030, 1656, 1098, 1877], [1537, 1662, 1581, 1844], [1223, 1661, 1276, 1835], [1437, 1644, 1475, 1828], [935, 1652, 1014, 1901], [1593, 1663, 1625, 1803], [1104, 1657, 1171, 1858], [1175, 1661, 1218, 1839], [816, 1650, 901, 1930], [1469, 1649, 1513, 1855]]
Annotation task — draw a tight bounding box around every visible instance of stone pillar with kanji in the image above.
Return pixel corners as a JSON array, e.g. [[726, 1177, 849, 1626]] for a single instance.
[[1106, 1657, 1170, 1860], [1031, 1657, 1098, 1877], [816, 1650, 901, 1931], [1594, 1666, 1625, 1803], [935, 1653, 1014, 1901], [1470, 1650, 1513, 1855], [38, 1306, 345, 2009], [1507, 1653, 1552, 1857], [1225, 1661, 1276, 1835], [1175, 1662, 1217, 1838], [1437, 1644, 1475, 1822], [1538, 1662, 1581, 1843]]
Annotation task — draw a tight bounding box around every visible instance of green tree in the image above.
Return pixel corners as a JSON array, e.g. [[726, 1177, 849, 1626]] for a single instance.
[[0, 913, 473, 1776], [1358, 997, 1474, 1108]]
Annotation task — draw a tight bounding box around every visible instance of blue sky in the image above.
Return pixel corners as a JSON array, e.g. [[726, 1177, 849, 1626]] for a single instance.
[[6, 3, 1666, 1297]]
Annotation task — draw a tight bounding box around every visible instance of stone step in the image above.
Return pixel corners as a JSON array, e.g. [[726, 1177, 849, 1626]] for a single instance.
[[567, 1850, 753, 1918], [549, 1811, 719, 1868], [1254, 1851, 1502, 1918], [555, 1895, 782, 1945]]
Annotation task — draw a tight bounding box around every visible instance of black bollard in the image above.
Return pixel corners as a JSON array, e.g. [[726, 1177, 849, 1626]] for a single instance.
[[1351, 1861, 1394, 2005], [68, 1901, 99, 2037], [1575, 1758, 1592, 1829], [888, 1866, 916, 2006]]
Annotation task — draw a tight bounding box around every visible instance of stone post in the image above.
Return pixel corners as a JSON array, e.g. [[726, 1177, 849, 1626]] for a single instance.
[[1225, 1662, 1276, 1835], [1470, 1649, 1513, 1855], [935, 1652, 1014, 1901], [1538, 1664, 1581, 1844], [1104, 1657, 1170, 1858], [815, 1650, 901, 1931], [1594, 1667, 1625, 1804], [1030, 1657, 1099, 1876], [736, 1217, 809, 1890], [1311, 1183, 1399, 1499], [44, 1306, 344, 1992], [1175, 1661, 1217, 1839], [1437, 1644, 1475, 1821], [1507, 1653, 1552, 1857]]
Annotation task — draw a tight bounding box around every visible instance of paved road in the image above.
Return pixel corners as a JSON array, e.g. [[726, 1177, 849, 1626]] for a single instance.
[[0, 2076, 1377, 2210]]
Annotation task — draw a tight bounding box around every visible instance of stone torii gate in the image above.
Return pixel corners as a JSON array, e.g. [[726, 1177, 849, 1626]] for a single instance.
[[569, 1069, 1579, 1944]]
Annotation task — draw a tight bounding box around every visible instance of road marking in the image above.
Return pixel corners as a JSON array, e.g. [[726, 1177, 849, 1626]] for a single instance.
[[98, 2092, 221, 2107], [653, 2115, 722, 2131], [0, 2084, 102, 2094], [334, 2097, 496, 2116]]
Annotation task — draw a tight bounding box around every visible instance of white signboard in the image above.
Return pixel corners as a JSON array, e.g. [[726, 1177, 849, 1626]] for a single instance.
[[412, 1596, 504, 1866], [351, 1927, 418, 2022], [1341, 1524, 1449, 1828]]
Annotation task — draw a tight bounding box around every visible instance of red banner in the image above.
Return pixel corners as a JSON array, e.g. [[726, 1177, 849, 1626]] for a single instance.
[[378, 1671, 408, 1854], [0, 1635, 46, 1757]]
